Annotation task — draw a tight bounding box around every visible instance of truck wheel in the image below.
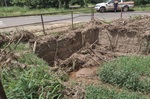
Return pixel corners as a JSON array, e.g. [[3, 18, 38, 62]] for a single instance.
[[123, 6, 129, 12], [99, 7, 106, 13]]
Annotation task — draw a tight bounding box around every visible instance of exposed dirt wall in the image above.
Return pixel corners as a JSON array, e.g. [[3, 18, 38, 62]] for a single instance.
[[99, 16, 150, 54], [34, 27, 99, 66]]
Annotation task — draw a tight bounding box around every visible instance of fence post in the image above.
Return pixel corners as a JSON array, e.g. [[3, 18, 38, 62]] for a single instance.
[[40, 14, 46, 35], [0, 79, 7, 99], [71, 11, 74, 29], [91, 8, 94, 20], [121, 7, 123, 19]]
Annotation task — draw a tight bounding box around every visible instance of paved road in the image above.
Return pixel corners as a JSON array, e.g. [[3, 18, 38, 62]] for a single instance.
[[0, 11, 150, 29]]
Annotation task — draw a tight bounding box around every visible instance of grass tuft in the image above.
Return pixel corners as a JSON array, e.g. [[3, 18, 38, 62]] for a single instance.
[[2, 66, 63, 99], [86, 85, 148, 99], [99, 56, 150, 93], [1, 43, 64, 99]]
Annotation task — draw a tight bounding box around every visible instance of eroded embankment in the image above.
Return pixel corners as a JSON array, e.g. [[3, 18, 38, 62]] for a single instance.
[[99, 16, 150, 54], [30, 24, 99, 66], [0, 16, 150, 70]]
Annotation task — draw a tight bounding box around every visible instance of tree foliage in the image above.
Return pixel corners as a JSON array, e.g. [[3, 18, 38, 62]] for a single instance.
[[0, 0, 12, 6], [133, 0, 150, 5], [11, 0, 71, 8], [0, 0, 150, 8]]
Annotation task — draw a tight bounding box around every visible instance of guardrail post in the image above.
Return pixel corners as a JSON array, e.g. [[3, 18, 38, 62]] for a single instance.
[[71, 11, 74, 29], [91, 8, 94, 20], [40, 14, 46, 35], [0, 79, 7, 99]]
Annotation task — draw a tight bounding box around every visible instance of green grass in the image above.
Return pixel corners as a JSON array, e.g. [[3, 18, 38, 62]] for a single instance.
[[2, 66, 63, 99], [0, 6, 70, 17], [1, 43, 64, 99], [0, 6, 92, 17], [133, 5, 150, 11], [99, 56, 150, 93], [86, 85, 148, 99]]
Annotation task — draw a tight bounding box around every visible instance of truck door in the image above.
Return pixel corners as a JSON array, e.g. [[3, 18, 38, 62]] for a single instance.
[[118, 0, 123, 10], [107, 0, 114, 11]]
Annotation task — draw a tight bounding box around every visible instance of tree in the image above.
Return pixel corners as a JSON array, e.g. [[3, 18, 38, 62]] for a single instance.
[[11, 0, 71, 9], [70, 0, 90, 7], [89, 0, 104, 3], [132, 0, 150, 5], [4, 0, 7, 6], [0, 0, 4, 6]]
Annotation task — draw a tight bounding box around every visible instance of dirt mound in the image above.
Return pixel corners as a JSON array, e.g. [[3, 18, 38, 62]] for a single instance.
[[11, 31, 35, 42], [98, 15, 150, 53], [111, 15, 150, 35]]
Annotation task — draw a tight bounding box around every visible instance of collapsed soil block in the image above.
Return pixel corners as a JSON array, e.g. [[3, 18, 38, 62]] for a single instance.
[[34, 27, 99, 66]]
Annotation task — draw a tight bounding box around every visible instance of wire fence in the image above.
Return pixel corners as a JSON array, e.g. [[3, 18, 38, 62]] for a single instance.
[[1, 7, 149, 35], [0, 8, 95, 35]]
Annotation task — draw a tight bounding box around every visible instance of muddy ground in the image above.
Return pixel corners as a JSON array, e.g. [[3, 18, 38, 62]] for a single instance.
[[0, 15, 150, 98]]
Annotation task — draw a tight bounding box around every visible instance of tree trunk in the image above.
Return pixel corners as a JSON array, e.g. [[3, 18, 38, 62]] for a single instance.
[[58, 0, 62, 9], [64, 0, 70, 8], [4, 0, 7, 7]]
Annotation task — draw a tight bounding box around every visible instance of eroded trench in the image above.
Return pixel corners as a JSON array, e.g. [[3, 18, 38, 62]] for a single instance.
[[31, 16, 150, 78], [1, 16, 150, 79]]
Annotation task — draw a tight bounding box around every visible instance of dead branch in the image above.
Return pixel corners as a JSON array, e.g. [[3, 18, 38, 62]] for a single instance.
[[114, 34, 119, 49], [89, 55, 101, 65], [89, 40, 98, 48], [1, 41, 13, 53], [88, 49, 107, 62], [14, 34, 24, 50], [106, 30, 114, 51], [33, 40, 37, 54], [54, 40, 58, 67]]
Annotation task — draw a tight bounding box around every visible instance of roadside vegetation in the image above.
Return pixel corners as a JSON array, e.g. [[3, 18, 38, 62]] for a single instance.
[[99, 56, 150, 93], [1, 43, 64, 99], [0, 5, 149, 17], [0, 0, 149, 17], [0, 6, 92, 17], [86, 85, 148, 99], [100, 56, 150, 93], [133, 5, 150, 11]]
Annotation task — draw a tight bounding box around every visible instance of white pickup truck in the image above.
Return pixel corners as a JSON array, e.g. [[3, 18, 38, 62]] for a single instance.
[[95, 0, 134, 12]]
